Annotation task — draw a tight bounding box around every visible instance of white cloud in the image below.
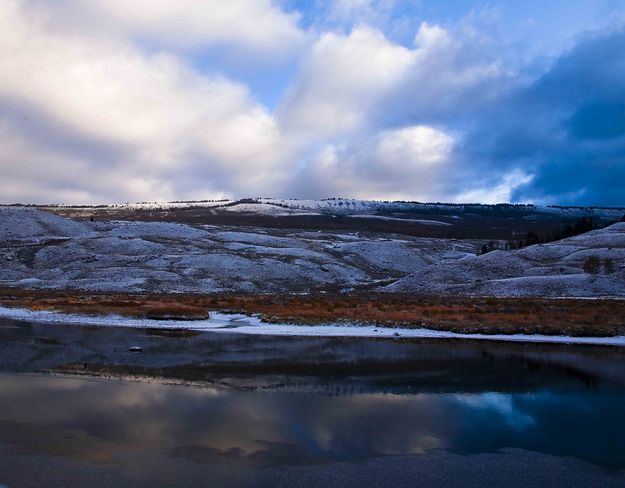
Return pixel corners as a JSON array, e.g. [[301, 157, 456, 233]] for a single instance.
[[277, 21, 510, 200], [0, 0, 540, 205], [375, 125, 455, 168], [0, 0, 291, 203], [454, 170, 534, 204], [383, 21, 506, 120], [293, 124, 456, 200], [414, 22, 452, 48], [278, 25, 414, 141], [279, 21, 505, 145], [26, 0, 305, 58], [0, 120, 166, 203]]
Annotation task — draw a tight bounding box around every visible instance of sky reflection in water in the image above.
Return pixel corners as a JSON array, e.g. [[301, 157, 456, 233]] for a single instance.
[[0, 374, 623, 471]]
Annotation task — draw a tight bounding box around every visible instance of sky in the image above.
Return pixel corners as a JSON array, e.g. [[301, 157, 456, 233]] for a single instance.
[[1, 0, 624, 205]]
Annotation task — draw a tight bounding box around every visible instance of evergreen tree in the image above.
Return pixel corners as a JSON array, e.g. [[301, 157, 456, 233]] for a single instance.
[[525, 231, 540, 246]]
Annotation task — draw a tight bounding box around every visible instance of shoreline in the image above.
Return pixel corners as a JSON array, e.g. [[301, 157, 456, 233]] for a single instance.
[[2, 287, 625, 337], [2, 305, 625, 347]]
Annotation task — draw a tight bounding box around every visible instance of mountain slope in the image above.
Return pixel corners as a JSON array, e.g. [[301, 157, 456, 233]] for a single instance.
[[385, 223, 625, 297], [0, 208, 478, 293], [2, 208, 624, 297]]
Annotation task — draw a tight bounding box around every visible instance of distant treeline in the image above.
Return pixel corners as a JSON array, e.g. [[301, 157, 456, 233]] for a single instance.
[[324, 198, 625, 211], [482, 214, 625, 254]]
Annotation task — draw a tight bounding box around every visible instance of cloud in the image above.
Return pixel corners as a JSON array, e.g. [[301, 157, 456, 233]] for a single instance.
[[281, 19, 625, 206], [279, 21, 514, 201], [0, 0, 624, 205], [455, 170, 534, 205], [279, 20, 508, 139], [278, 25, 414, 141], [374, 125, 454, 168], [464, 27, 625, 205], [0, 0, 292, 203], [382, 21, 510, 127], [568, 101, 625, 141], [291, 125, 456, 200], [326, 0, 396, 26], [25, 0, 306, 58]]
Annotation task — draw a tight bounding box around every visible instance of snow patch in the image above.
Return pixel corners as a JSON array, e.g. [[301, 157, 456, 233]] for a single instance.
[[349, 215, 452, 226], [1, 306, 623, 346]]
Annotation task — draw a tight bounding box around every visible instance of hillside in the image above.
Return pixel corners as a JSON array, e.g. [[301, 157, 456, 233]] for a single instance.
[[1, 207, 624, 297], [29, 197, 625, 220], [386, 223, 625, 297], [0, 207, 479, 294], [19, 198, 625, 241]]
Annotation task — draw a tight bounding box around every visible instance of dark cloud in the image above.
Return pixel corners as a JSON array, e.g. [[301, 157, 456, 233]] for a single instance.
[[568, 101, 625, 140], [458, 27, 625, 205], [281, 24, 625, 205]]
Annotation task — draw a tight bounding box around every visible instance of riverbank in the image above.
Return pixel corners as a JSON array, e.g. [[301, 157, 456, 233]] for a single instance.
[[1, 305, 625, 346], [1, 287, 624, 338]]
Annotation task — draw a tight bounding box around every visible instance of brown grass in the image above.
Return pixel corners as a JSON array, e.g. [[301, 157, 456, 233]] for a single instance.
[[0, 287, 624, 337]]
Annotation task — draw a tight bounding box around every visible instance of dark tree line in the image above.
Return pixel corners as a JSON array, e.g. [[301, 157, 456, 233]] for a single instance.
[[481, 215, 624, 254], [497, 231, 540, 251], [554, 217, 601, 240], [509, 218, 600, 250]]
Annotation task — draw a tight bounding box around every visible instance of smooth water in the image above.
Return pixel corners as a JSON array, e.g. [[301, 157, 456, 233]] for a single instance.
[[0, 318, 624, 487], [0, 374, 624, 470]]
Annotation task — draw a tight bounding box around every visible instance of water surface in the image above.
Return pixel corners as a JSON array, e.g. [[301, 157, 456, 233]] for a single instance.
[[0, 318, 624, 487]]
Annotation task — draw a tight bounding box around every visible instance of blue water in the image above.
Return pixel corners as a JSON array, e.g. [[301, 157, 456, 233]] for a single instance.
[[1, 318, 624, 486], [0, 374, 623, 470]]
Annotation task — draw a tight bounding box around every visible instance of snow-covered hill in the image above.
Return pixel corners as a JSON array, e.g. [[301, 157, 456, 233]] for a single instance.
[[2, 208, 624, 297], [0, 207, 93, 239], [37, 198, 625, 221], [0, 208, 478, 293], [385, 222, 625, 297]]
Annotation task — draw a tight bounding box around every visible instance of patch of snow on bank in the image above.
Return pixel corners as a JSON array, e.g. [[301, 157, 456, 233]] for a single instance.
[[1, 306, 624, 347]]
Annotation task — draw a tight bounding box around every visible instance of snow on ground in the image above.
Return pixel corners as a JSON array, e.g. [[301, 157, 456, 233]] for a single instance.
[[108, 200, 232, 210], [386, 223, 625, 297], [96, 221, 209, 240], [41, 198, 625, 220], [0, 207, 93, 240], [1, 306, 624, 346], [2, 208, 624, 297], [348, 215, 452, 225], [0, 207, 473, 293], [221, 202, 322, 217]]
